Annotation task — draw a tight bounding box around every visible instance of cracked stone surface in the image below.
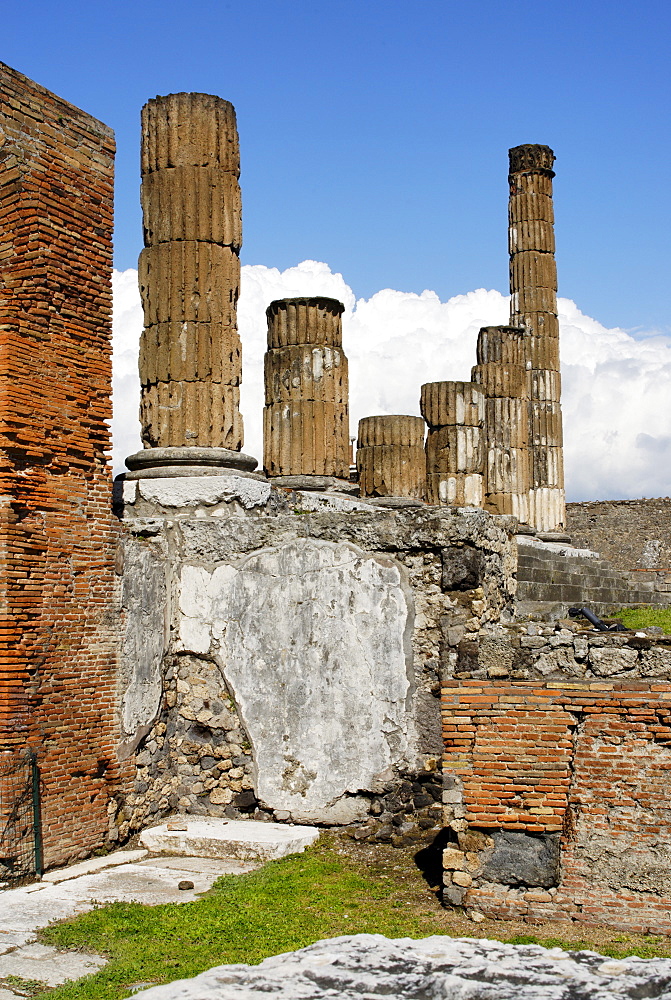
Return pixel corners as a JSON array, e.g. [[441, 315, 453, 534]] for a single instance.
[[126, 933, 671, 999]]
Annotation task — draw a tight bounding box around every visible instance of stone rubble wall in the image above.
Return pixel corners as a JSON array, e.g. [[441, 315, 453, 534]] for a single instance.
[[113, 478, 516, 847], [0, 62, 125, 871], [442, 619, 671, 932]]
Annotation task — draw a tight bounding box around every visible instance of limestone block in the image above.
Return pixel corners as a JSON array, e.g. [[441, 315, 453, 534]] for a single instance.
[[263, 400, 349, 478], [485, 490, 530, 522], [510, 251, 557, 292], [530, 447, 564, 489], [486, 444, 530, 493], [266, 297, 344, 349], [264, 344, 348, 403], [122, 933, 671, 999], [141, 166, 242, 248], [529, 369, 561, 402], [509, 191, 554, 224], [426, 472, 484, 507], [475, 326, 527, 367], [589, 645, 639, 676], [419, 381, 484, 429], [139, 819, 319, 862], [530, 401, 563, 448], [528, 487, 566, 532], [138, 243, 240, 326], [426, 425, 483, 476], [472, 362, 526, 399], [141, 381, 243, 450], [524, 333, 561, 372], [141, 92, 240, 175], [140, 322, 241, 385], [176, 539, 415, 822], [508, 219, 555, 254], [358, 414, 425, 448], [484, 398, 529, 449], [118, 540, 166, 755], [510, 310, 559, 340], [357, 416, 426, 499]]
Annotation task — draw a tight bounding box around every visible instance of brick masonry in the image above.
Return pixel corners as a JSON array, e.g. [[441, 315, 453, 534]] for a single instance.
[[0, 63, 128, 871], [442, 625, 671, 932]]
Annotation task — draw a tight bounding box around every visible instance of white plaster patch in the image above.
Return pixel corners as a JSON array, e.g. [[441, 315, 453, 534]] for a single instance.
[[138, 476, 271, 510], [177, 539, 414, 822]]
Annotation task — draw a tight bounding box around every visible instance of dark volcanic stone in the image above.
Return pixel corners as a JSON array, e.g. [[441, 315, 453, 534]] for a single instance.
[[481, 831, 560, 888]]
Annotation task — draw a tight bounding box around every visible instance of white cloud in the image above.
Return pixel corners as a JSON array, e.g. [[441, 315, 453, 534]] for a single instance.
[[112, 262, 671, 501]]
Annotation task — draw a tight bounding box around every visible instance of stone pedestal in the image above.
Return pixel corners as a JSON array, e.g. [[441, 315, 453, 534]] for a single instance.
[[263, 298, 349, 480], [509, 144, 565, 530], [133, 92, 255, 476], [357, 415, 426, 500], [472, 326, 530, 522], [420, 382, 485, 506]]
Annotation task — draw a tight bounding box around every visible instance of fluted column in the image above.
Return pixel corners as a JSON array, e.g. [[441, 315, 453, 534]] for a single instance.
[[136, 93, 245, 455], [509, 143, 565, 530], [472, 325, 530, 522], [420, 382, 484, 506], [357, 416, 426, 499], [263, 298, 349, 479]]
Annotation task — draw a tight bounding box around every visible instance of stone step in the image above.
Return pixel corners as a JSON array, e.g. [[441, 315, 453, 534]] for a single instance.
[[139, 818, 319, 862]]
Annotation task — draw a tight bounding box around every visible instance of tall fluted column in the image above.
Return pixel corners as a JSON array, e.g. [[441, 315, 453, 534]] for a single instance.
[[472, 325, 530, 522], [509, 143, 565, 530], [263, 298, 349, 480], [357, 416, 426, 499], [420, 381, 484, 506], [134, 92, 251, 469]]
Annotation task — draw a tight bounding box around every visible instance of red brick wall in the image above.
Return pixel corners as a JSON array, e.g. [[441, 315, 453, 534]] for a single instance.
[[443, 676, 671, 932], [0, 62, 128, 868]]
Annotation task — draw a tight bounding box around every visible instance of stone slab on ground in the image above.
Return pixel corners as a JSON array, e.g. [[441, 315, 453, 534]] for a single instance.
[[139, 818, 319, 861], [0, 854, 257, 987], [0, 941, 106, 987], [127, 933, 671, 999], [41, 848, 149, 883]]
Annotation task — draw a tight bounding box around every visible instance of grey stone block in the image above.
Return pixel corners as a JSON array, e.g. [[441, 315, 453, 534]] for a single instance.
[[481, 830, 560, 888]]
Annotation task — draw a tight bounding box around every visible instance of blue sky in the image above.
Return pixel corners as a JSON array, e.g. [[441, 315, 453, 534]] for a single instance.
[[4, 0, 670, 333]]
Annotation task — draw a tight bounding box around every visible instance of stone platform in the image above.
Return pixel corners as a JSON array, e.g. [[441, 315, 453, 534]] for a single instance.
[[139, 818, 320, 861]]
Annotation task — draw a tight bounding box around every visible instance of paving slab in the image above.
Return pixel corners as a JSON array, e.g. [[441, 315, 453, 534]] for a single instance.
[[0, 941, 105, 986], [139, 818, 319, 861], [0, 853, 259, 987], [41, 849, 148, 883]]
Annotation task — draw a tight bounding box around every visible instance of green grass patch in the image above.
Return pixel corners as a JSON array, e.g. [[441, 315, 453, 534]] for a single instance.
[[614, 607, 671, 634], [31, 836, 671, 998]]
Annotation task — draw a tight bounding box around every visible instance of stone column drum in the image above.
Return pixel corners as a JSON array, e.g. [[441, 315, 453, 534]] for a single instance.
[[357, 415, 426, 499], [472, 325, 530, 522], [420, 381, 485, 506], [131, 92, 255, 476], [509, 143, 565, 530], [263, 298, 350, 480]]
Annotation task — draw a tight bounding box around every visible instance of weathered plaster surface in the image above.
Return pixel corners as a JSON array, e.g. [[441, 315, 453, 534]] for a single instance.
[[177, 538, 414, 822]]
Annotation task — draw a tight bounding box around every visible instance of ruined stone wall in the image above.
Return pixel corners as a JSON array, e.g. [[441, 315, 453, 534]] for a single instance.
[[0, 64, 125, 869], [567, 498, 671, 575], [442, 622, 671, 932], [113, 478, 515, 847]]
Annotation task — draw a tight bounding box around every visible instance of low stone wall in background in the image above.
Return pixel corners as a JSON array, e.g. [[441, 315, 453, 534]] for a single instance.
[[567, 498, 671, 574]]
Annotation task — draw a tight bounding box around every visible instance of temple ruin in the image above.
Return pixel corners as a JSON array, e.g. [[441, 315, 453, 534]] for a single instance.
[[3, 66, 671, 936]]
